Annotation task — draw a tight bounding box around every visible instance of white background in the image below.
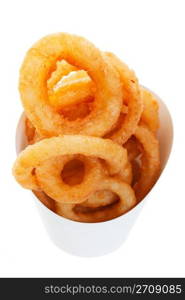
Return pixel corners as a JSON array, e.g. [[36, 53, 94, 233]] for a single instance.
[[0, 0, 185, 277]]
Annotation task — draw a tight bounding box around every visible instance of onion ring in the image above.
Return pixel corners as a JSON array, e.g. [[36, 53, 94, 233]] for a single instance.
[[55, 177, 136, 222], [140, 87, 159, 134], [12, 135, 127, 196], [105, 52, 143, 144], [133, 124, 160, 201], [19, 33, 123, 137], [24, 118, 132, 204], [80, 190, 118, 209], [48, 57, 129, 116], [36, 155, 103, 203], [79, 160, 133, 209], [116, 160, 132, 184]]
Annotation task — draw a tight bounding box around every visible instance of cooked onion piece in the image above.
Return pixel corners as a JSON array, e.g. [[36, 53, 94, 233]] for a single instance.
[[140, 87, 159, 134], [77, 160, 133, 208], [48, 57, 130, 118], [36, 155, 103, 203], [60, 98, 93, 120], [55, 177, 136, 222], [105, 52, 143, 144], [133, 125, 160, 201], [47, 60, 78, 89], [116, 160, 133, 184], [46, 51, 143, 144], [49, 69, 95, 109], [19, 33, 122, 137], [13, 135, 127, 195], [81, 190, 118, 209]]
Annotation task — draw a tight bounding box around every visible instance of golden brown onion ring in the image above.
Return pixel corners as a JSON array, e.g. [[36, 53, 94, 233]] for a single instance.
[[19, 33, 122, 137], [140, 87, 159, 134], [105, 52, 143, 144], [48, 58, 129, 116], [36, 155, 102, 203], [12, 135, 127, 192], [133, 125, 160, 201], [55, 177, 136, 222]]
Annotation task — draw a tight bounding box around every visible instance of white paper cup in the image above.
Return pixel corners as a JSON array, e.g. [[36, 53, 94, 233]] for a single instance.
[[15, 88, 173, 257]]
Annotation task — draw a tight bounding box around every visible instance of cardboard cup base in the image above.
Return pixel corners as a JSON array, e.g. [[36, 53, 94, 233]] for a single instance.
[[15, 88, 173, 257]]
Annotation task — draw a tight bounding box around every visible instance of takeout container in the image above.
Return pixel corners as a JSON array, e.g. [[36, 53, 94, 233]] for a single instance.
[[15, 88, 173, 257]]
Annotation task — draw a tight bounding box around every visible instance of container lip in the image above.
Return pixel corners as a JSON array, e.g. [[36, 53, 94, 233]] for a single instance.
[[16, 86, 174, 227]]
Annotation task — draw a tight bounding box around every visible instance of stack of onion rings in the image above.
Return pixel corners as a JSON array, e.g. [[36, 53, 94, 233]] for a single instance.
[[13, 33, 161, 223]]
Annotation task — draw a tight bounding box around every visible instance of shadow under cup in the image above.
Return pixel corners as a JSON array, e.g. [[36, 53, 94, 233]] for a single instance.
[[15, 88, 173, 257]]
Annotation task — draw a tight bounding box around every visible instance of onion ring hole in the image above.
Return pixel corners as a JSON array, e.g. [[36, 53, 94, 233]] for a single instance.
[[61, 158, 85, 186]]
